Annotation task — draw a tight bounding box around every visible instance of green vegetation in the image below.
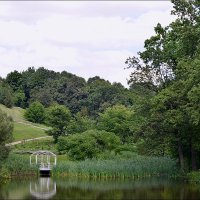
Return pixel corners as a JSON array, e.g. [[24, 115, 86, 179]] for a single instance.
[[46, 104, 71, 142], [2, 153, 37, 176], [97, 105, 134, 142], [13, 122, 47, 142], [24, 101, 45, 123], [0, 109, 13, 169], [57, 130, 121, 160], [0, 104, 48, 142], [187, 171, 200, 184], [0, 81, 13, 108], [13, 138, 56, 153], [53, 153, 178, 179], [0, 104, 24, 122]]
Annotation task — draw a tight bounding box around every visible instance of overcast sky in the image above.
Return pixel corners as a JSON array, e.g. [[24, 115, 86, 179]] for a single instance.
[[0, 1, 176, 87]]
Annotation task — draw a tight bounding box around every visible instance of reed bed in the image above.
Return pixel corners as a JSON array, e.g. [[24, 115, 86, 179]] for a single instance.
[[52, 155, 178, 179], [3, 153, 38, 177]]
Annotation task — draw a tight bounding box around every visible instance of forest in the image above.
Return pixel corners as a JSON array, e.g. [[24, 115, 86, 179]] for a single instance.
[[0, 0, 200, 179]]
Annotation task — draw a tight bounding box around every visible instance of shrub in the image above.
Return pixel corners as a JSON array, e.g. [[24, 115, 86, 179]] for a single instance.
[[187, 171, 200, 184], [24, 101, 45, 123], [57, 129, 121, 160], [0, 167, 10, 179]]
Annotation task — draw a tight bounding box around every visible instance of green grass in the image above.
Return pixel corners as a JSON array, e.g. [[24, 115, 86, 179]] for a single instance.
[[0, 104, 25, 122], [3, 153, 38, 176], [13, 138, 56, 153], [0, 104, 49, 142], [13, 122, 47, 142]]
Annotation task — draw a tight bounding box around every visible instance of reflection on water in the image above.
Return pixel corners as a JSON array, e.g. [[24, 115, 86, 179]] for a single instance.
[[1, 176, 200, 199], [30, 177, 56, 199]]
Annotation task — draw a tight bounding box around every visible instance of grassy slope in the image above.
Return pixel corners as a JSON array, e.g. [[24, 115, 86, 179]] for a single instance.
[[13, 122, 47, 141], [0, 104, 48, 141]]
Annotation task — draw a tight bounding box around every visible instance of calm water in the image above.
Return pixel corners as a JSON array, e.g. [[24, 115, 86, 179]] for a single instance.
[[0, 176, 200, 199]]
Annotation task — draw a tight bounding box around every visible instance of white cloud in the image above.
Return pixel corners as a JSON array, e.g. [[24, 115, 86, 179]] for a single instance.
[[0, 1, 176, 87]]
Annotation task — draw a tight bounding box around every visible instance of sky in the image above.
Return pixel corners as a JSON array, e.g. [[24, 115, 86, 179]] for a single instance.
[[0, 1, 176, 87]]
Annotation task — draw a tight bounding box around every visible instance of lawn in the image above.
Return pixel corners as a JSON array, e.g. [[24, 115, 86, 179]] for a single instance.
[[13, 137, 55, 152], [13, 122, 47, 141], [0, 104, 50, 141], [0, 104, 25, 122]]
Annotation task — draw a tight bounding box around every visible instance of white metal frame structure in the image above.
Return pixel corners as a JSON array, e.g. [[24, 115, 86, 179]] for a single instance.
[[30, 150, 57, 171]]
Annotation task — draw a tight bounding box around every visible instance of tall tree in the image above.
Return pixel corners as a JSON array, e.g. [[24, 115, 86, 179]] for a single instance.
[[97, 105, 134, 142], [0, 109, 13, 167], [46, 104, 71, 143], [126, 0, 200, 171]]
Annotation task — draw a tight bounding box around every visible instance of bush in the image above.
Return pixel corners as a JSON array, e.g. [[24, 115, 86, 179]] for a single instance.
[[24, 101, 45, 123], [187, 171, 200, 184], [57, 129, 121, 160], [0, 167, 10, 179]]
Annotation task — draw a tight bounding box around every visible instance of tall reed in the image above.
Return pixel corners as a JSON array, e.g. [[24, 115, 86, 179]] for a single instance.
[[52, 154, 178, 179], [3, 153, 38, 176]]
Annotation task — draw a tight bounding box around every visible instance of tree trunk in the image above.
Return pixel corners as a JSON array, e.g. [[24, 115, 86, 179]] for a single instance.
[[178, 139, 184, 170]]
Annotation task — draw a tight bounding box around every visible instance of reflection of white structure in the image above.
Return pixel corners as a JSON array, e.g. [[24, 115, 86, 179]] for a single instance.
[[30, 151, 57, 174], [30, 178, 56, 199]]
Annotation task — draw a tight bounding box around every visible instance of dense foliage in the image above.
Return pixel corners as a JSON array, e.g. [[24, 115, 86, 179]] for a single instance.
[[57, 130, 121, 160], [4, 68, 134, 118], [0, 109, 13, 168], [125, 0, 200, 171], [46, 104, 71, 142], [24, 101, 45, 123], [97, 105, 134, 142]]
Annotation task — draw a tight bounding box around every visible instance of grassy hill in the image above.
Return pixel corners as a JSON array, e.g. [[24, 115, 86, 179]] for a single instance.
[[0, 104, 48, 142]]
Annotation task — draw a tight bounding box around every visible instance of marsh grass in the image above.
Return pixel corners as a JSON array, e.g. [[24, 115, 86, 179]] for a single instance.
[[3, 153, 38, 176], [52, 153, 178, 179]]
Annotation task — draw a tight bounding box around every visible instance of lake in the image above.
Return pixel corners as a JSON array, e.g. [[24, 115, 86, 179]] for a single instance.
[[0, 176, 200, 199]]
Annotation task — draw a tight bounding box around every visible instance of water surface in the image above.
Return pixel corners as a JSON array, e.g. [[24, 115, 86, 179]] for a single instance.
[[0, 177, 200, 199]]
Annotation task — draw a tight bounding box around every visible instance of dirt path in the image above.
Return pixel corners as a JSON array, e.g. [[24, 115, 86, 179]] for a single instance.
[[6, 136, 52, 146]]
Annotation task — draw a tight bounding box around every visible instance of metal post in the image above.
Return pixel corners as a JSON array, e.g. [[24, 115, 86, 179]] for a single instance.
[[30, 156, 32, 165], [36, 155, 38, 165]]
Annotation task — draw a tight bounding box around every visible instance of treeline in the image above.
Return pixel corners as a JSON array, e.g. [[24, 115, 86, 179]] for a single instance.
[[1, 67, 137, 117]]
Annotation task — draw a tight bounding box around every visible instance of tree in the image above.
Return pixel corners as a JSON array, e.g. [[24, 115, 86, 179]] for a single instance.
[[45, 104, 71, 143], [97, 105, 134, 142], [0, 82, 14, 108], [0, 109, 13, 167], [13, 90, 26, 108], [84, 77, 133, 118], [125, 0, 200, 171], [57, 130, 121, 160], [24, 101, 45, 123], [6, 70, 22, 92], [67, 112, 95, 135], [126, 0, 200, 89]]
